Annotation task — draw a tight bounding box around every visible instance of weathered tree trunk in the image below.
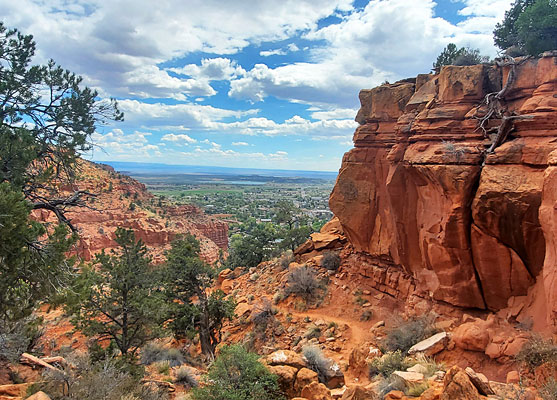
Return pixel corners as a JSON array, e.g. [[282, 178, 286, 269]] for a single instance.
[[197, 290, 215, 359]]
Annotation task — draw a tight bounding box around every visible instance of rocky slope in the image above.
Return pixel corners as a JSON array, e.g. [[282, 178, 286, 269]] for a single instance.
[[327, 55, 557, 333], [32, 160, 228, 263]]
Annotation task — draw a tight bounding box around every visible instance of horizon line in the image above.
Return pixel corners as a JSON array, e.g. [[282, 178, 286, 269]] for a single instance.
[[93, 159, 340, 174]]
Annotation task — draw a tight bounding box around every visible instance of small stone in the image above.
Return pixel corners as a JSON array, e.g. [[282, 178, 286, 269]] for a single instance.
[[392, 370, 424, 384], [407, 364, 428, 374], [506, 370, 520, 384]]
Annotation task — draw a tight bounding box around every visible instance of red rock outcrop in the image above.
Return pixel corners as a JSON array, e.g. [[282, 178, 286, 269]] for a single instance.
[[330, 55, 557, 331], [32, 161, 228, 263]]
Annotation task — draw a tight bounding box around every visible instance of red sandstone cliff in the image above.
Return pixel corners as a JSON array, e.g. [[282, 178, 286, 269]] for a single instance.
[[329, 55, 557, 332], [32, 161, 228, 263]]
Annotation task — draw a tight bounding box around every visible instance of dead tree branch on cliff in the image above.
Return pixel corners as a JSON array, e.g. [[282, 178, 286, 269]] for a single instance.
[[473, 56, 532, 153], [29, 190, 97, 232]]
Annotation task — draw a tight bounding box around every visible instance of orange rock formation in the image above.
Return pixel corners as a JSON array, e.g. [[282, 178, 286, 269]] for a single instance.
[[329, 55, 557, 332], [32, 161, 228, 263]]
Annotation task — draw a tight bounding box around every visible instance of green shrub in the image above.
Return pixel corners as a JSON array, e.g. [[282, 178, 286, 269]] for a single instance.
[[369, 351, 414, 378], [406, 382, 429, 397], [141, 343, 185, 367], [192, 345, 284, 400], [286, 266, 321, 302], [516, 336, 557, 370], [156, 360, 170, 375], [382, 314, 438, 354], [305, 326, 322, 340], [412, 354, 444, 378], [321, 252, 340, 271], [302, 346, 332, 383], [175, 366, 198, 388]]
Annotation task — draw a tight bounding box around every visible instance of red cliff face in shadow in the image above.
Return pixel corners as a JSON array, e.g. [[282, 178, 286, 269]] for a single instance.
[[32, 161, 228, 264], [329, 55, 557, 332]]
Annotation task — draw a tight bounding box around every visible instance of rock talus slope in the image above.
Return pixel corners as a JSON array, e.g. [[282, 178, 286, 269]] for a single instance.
[[329, 56, 557, 331]]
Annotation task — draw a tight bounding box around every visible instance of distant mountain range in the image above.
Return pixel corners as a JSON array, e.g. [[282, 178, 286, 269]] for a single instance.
[[102, 161, 339, 181]]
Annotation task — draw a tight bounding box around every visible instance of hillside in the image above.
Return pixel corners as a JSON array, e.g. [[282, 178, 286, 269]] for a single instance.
[[31, 160, 228, 263]]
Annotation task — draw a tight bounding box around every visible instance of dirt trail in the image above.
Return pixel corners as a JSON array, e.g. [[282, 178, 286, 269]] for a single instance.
[[286, 308, 370, 345]]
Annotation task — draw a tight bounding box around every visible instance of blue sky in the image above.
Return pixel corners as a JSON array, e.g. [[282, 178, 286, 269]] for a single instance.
[[1, 0, 512, 171]]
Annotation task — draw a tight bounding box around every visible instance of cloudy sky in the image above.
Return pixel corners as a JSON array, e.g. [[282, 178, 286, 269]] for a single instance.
[[1, 0, 512, 171]]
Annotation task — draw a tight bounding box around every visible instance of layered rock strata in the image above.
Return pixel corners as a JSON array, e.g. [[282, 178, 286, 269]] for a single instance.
[[32, 161, 228, 263], [329, 56, 557, 330]]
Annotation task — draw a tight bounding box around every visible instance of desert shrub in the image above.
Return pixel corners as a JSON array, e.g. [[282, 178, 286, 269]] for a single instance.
[[355, 295, 367, 306], [272, 291, 285, 305], [406, 382, 429, 397], [302, 346, 331, 383], [192, 344, 283, 400], [175, 366, 198, 388], [285, 266, 321, 302], [412, 354, 445, 378], [305, 326, 322, 340], [321, 252, 340, 271], [377, 375, 406, 398], [360, 310, 373, 321], [279, 251, 294, 270], [369, 351, 414, 378], [540, 378, 557, 400], [156, 361, 170, 375], [382, 314, 438, 354], [35, 354, 166, 400], [516, 336, 557, 369], [0, 317, 43, 362], [442, 141, 466, 162], [251, 300, 277, 339], [141, 343, 185, 367]]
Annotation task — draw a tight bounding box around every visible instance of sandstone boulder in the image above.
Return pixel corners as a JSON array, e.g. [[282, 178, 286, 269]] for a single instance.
[[464, 367, 494, 396], [452, 321, 491, 352], [392, 370, 424, 385], [301, 382, 333, 400], [408, 332, 448, 356], [26, 392, 52, 400], [0, 383, 30, 398], [295, 368, 319, 394], [267, 350, 307, 369], [440, 366, 481, 400], [340, 385, 377, 400], [268, 365, 298, 398], [323, 363, 345, 389]]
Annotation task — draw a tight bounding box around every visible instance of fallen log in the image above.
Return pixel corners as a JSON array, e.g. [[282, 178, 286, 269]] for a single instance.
[[20, 353, 61, 372]]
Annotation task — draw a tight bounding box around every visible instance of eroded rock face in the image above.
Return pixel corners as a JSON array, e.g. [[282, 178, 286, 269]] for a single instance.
[[330, 56, 557, 330], [32, 161, 228, 263]]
